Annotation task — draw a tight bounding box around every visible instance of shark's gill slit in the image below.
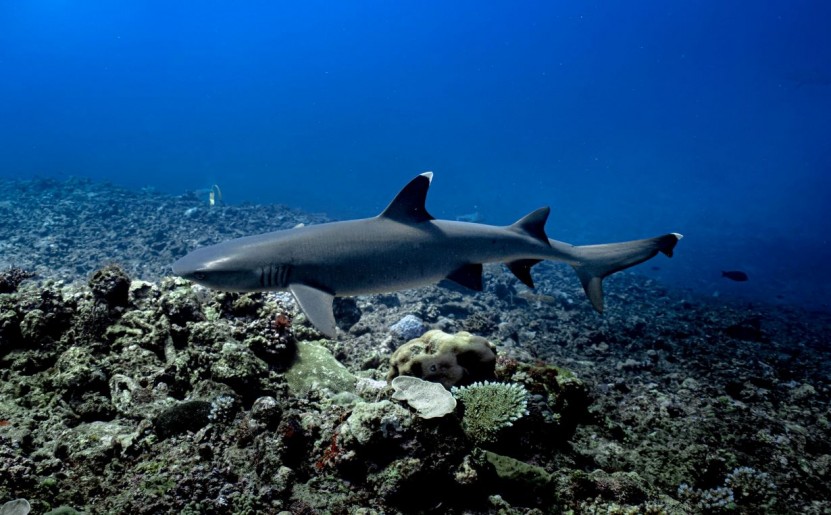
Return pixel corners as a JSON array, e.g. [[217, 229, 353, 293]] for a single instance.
[[280, 265, 290, 288]]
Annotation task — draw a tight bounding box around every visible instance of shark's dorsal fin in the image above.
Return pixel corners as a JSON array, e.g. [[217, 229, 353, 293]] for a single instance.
[[289, 284, 336, 338], [508, 207, 551, 245], [379, 172, 435, 224], [445, 263, 483, 291]]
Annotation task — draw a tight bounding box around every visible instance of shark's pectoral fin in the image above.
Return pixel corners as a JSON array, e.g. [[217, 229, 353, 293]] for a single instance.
[[289, 284, 337, 338], [446, 263, 483, 291], [507, 259, 542, 288]]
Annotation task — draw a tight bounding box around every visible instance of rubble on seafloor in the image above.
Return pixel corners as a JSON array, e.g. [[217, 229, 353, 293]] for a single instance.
[[0, 178, 830, 514]]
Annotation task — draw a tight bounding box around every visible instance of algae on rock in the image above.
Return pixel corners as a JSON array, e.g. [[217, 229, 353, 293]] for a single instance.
[[284, 340, 357, 396]]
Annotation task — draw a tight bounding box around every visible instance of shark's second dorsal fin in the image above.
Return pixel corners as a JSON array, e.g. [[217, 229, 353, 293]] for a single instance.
[[509, 207, 551, 245], [379, 172, 435, 224]]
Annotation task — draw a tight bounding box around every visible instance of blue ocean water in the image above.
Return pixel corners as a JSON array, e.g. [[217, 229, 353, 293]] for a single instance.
[[1, 1, 829, 310]]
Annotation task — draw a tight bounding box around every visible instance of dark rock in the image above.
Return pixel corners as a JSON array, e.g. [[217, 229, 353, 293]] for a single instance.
[[0, 267, 35, 293], [154, 400, 213, 439], [333, 297, 362, 330], [375, 293, 401, 308], [725, 317, 766, 342], [243, 308, 297, 367], [89, 264, 131, 308], [492, 281, 516, 301], [159, 279, 205, 325], [438, 302, 472, 318], [0, 308, 22, 352], [216, 292, 263, 318], [461, 312, 499, 334], [250, 396, 282, 430]]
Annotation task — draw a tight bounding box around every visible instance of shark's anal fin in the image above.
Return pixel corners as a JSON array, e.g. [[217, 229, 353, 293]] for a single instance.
[[378, 172, 435, 224], [507, 259, 542, 288], [446, 263, 483, 291], [289, 284, 337, 338]]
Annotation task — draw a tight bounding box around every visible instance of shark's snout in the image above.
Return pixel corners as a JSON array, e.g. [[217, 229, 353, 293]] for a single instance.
[[171, 250, 211, 281], [171, 255, 194, 278]]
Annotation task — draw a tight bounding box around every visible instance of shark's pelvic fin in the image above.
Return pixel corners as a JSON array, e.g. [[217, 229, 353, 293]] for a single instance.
[[378, 171, 435, 224], [508, 207, 551, 245], [446, 263, 484, 291], [289, 284, 336, 338], [570, 233, 683, 313]]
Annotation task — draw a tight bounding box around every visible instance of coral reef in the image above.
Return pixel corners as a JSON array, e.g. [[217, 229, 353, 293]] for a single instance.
[[284, 340, 357, 396], [0, 268, 34, 294], [387, 329, 497, 388], [390, 375, 457, 419], [678, 465, 778, 513], [88, 264, 131, 308], [452, 381, 529, 445], [0, 499, 30, 515], [0, 178, 829, 513]]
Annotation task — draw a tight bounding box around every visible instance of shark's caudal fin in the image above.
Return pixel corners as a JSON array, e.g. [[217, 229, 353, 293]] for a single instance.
[[569, 233, 682, 313]]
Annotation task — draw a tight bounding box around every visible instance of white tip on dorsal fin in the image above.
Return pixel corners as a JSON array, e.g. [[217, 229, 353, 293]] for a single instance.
[[378, 172, 435, 224]]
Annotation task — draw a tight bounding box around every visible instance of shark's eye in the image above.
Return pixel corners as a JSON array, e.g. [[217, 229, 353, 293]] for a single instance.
[[194, 272, 207, 280]]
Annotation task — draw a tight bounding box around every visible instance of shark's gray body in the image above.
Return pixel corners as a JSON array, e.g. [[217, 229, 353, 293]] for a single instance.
[[173, 173, 681, 337]]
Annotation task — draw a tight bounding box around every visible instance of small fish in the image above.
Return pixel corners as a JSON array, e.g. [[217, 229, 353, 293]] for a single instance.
[[722, 270, 749, 282]]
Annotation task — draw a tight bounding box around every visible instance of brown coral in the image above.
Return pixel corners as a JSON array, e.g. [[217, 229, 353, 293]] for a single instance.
[[387, 329, 497, 388]]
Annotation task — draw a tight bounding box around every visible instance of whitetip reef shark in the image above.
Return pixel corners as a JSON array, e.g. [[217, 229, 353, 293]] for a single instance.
[[172, 172, 682, 337]]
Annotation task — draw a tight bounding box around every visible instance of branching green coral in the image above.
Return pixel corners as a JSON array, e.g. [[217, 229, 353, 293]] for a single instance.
[[451, 381, 529, 444]]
